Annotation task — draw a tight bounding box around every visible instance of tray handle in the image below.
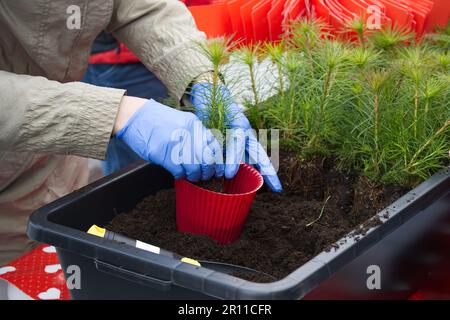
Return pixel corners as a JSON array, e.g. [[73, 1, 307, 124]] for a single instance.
[[95, 260, 172, 292]]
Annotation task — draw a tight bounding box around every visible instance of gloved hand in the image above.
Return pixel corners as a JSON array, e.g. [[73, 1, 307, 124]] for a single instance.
[[116, 99, 224, 182], [190, 83, 283, 192]]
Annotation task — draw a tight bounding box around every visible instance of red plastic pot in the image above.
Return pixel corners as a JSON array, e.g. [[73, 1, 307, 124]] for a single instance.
[[175, 163, 264, 245]]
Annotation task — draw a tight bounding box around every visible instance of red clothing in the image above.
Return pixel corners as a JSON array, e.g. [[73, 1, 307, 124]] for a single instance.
[[88, 43, 140, 64], [88, 0, 220, 65]]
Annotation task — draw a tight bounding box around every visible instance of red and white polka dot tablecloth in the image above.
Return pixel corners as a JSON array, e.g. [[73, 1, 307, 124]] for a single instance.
[[0, 245, 70, 300]]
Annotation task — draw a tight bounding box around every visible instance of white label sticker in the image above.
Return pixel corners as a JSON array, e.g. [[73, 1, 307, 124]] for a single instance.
[[136, 241, 160, 254]]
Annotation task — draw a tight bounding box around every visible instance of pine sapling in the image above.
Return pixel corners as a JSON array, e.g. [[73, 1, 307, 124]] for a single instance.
[[364, 69, 390, 175], [265, 41, 285, 97], [290, 18, 328, 76], [422, 77, 447, 114], [369, 24, 413, 51], [238, 44, 260, 107], [399, 46, 435, 137], [196, 38, 235, 138], [406, 120, 450, 171], [345, 17, 367, 48], [318, 41, 349, 117]]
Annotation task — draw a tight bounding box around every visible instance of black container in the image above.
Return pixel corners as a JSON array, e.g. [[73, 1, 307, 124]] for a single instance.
[[27, 162, 450, 299]]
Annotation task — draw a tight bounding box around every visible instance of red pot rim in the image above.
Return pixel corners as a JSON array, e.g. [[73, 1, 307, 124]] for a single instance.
[[175, 163, 264, 197]]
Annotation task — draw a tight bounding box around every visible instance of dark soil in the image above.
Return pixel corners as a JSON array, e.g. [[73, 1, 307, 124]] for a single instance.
[[195, 177, 226, 193], [107, 151, 408, 282]]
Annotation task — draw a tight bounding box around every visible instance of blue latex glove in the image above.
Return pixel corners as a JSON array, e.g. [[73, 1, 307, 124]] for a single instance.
[[116, 99, 224, 182], [190, 83, 283, 192]]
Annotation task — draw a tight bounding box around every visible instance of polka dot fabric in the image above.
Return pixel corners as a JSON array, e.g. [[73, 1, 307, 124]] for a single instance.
[[0, 245, 70, 300]]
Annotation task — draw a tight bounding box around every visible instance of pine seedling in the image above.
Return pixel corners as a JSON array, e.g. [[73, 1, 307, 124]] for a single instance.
[[284, 51, 305, 140], [369, 24, 413, 51], [347, 46, 381, 69], [195, 37, 236, 138], [301, 39, 353, 156], [344, 16, 368, 47], [388, 120, 450, 186], [263, 49, 305, 151], [236, 44, 267, 130], [408, 120, 450, 166], [421, 76, 448, 114], [265, 41, 286, 97], [342, 67, 393, 180], [237, 44, 261, 108], [435, 52, 450, 71], [289, 17, 328, 51], [398, 46, 436, 137], [289, 18, 329, 76], [423, 23, 450, 51], [365, 69, 391, 174], [316, 41, 350, 117], [344, 46, 383, 138]]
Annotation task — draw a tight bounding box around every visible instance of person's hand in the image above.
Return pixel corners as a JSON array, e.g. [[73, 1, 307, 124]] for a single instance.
[[114, 96, 224, 182], [190, 83, 282, 192]]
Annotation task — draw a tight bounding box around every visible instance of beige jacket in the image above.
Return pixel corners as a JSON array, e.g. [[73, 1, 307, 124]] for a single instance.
[[0, 0, 211, 265]]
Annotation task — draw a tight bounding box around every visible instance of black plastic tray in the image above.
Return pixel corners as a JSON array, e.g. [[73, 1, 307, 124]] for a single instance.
[[27, 161, 450, 299]]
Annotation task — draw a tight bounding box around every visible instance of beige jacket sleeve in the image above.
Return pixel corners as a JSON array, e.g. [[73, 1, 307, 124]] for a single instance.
[[107, 0, 213, 99], [0, 70, 125, 159], [0, 0, 210, 160]]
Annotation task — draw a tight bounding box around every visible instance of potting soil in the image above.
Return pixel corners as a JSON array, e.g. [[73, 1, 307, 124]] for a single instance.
[[107, 152, 408, 282]]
